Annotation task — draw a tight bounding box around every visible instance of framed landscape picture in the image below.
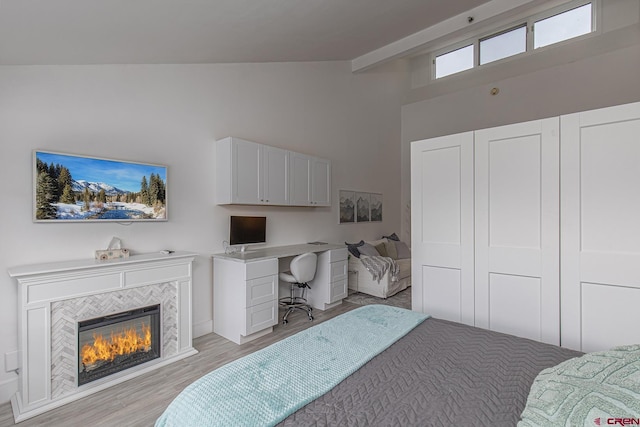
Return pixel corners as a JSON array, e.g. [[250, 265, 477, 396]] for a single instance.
[[370, 193, 383, 222], [33, 150, 168, 222], [339, 190, 355, 223], [356, 192, 370, 222]]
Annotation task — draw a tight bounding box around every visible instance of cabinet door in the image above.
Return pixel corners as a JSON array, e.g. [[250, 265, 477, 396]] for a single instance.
[[311, 157, 331, 206], [231, 138, 262, 204], [262, 146, 289, 205], [474, 118, 559, 345], [289, 152, 311, 206], [561, 102, 640, 352], [411, 132, 474, 325], [244, 300, 278, 336], [329, 260, 348, 302]]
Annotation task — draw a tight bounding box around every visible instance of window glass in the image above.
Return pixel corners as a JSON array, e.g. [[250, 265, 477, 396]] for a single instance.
[[435, 44, 474, 79], [534, 3, 592, 49], [480, 25, 527, 65]]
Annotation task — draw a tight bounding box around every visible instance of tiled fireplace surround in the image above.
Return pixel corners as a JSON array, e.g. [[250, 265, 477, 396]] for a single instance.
[[8, 252, 198, 423]]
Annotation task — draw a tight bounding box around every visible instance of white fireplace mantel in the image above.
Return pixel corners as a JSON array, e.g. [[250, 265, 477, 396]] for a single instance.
[[7, 251, 198, 423]]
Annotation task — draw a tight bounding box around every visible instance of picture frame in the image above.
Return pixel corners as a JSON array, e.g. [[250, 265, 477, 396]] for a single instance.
[[33, 150, 168, 222], [370, 193, 383, 222], [339, 190, 355, 223], [356, 192, 370, 222]]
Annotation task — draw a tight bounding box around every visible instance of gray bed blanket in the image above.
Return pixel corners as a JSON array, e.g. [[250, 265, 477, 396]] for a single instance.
[[279, 318, 581, 427]]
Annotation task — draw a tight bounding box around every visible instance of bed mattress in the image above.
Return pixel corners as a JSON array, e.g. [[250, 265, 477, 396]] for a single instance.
[[279, 318, 582, 426]]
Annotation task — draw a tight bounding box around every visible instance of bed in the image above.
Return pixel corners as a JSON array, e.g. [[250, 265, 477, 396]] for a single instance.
[[156, 305, 640, 426], [347, 237, 411, 299]]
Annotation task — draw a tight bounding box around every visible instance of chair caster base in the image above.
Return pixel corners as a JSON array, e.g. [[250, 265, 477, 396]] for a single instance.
[[282, 319, 288, 325]]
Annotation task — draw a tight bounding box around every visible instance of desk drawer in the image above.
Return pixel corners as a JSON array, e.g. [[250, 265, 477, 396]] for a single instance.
[[244, 300, 277, 335], [328, 248, 348, 263], [245, 259, 278, 280], [246, 275, 277, 307]]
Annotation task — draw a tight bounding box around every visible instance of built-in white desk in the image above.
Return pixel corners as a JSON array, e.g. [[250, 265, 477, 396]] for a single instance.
[[212, 243, 348, 344]]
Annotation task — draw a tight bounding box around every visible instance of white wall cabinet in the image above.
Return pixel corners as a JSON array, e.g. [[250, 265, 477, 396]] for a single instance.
[[216, 137, 289, 205], [411, 101, 640, 351], [289, 152, 331, 206], [216, 137, 330, 207]]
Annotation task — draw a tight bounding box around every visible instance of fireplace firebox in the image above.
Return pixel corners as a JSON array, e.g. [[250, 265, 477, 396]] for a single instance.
[[77, 304, 161, 386]]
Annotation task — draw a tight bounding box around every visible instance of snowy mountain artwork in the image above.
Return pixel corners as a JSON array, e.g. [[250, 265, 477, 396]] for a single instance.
[[34, 151, 168, 222]]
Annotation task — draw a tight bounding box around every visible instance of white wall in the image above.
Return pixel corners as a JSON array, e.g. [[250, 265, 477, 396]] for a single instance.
[[400, 8, 640, 243], [0, 61, 405, 402]]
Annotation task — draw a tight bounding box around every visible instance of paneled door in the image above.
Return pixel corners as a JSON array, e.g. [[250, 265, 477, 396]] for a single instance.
[[231, 138, 262, 204], [289, 152, 311, 205], [262, 145, 289, 205], [561, 101, 640, 352], [411, 132, 474, 325], [310, 157, 331, 206], [474, 118, 560, 345]]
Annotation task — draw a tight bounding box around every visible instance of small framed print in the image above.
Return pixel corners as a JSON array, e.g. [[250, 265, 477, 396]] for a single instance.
[[339, 190, 355, 223], [356, 192, 370, 222], [370, 193, 382, 222]]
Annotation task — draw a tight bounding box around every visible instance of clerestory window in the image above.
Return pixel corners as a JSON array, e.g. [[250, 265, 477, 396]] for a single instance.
[[433, 0, 595, 80]]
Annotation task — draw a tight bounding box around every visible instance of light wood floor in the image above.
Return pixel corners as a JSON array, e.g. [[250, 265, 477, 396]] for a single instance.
[[0, 302, 362, 427]]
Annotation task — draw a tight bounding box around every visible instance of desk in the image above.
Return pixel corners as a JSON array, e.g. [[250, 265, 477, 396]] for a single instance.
[[212, 243, 348, 344]]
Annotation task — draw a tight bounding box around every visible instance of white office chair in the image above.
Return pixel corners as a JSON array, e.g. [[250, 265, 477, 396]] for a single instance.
[[279, 252, 317, 324]]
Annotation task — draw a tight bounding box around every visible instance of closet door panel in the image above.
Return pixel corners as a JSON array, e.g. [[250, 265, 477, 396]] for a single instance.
[[489, 273, 541, 340], [475, 118, 559, 345], [487, 134, 541, 248], [580, 125, 640, 253], [581, 283, 640, 352], [411, 133, 474, 325], [422, 266, 462, 322], [561, 101, 640, 352]]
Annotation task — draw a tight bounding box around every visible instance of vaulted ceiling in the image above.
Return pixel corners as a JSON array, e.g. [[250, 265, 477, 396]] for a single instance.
[[0, 0, 537, 67]]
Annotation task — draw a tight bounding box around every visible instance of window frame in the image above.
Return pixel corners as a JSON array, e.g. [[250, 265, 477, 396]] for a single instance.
[[530, 0, 596, 51], [479, 23, 528, 66], [432, 42, 476, 79], [430, 0, 598, 81]]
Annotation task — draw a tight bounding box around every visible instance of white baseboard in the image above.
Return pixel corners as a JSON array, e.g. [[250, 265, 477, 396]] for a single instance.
[[193, 319, 213, 338], [0, 374, 17, 404]]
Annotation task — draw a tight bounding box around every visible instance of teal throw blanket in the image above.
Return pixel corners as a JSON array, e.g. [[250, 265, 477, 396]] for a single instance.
[[156, 305, 428, 427]]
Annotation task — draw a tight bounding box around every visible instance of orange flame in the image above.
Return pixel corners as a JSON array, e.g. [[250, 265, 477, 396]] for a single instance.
[[81, 322, 152, 368]]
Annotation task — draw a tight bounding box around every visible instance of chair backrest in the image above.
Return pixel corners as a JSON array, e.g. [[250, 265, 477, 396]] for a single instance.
[[289, 252, 318, 284]]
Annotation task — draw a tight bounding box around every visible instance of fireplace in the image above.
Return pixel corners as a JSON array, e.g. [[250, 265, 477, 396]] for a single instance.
[[77, 304, 161, 386]]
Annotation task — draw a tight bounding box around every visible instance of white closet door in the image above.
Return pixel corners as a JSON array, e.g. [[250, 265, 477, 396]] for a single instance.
[[561, 101, 640, 352], [474, 118, 559, 344], [411, 133, 474, 325]]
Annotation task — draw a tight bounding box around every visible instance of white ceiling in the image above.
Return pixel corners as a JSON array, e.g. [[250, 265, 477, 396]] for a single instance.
[[0, 0, 496, 66]]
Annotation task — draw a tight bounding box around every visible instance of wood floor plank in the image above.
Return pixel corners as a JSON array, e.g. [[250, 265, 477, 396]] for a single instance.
[[0, 301, 366, 426]]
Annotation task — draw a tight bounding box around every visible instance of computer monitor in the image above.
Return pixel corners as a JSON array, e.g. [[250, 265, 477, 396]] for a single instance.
[[229, 216, 266, 252]]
